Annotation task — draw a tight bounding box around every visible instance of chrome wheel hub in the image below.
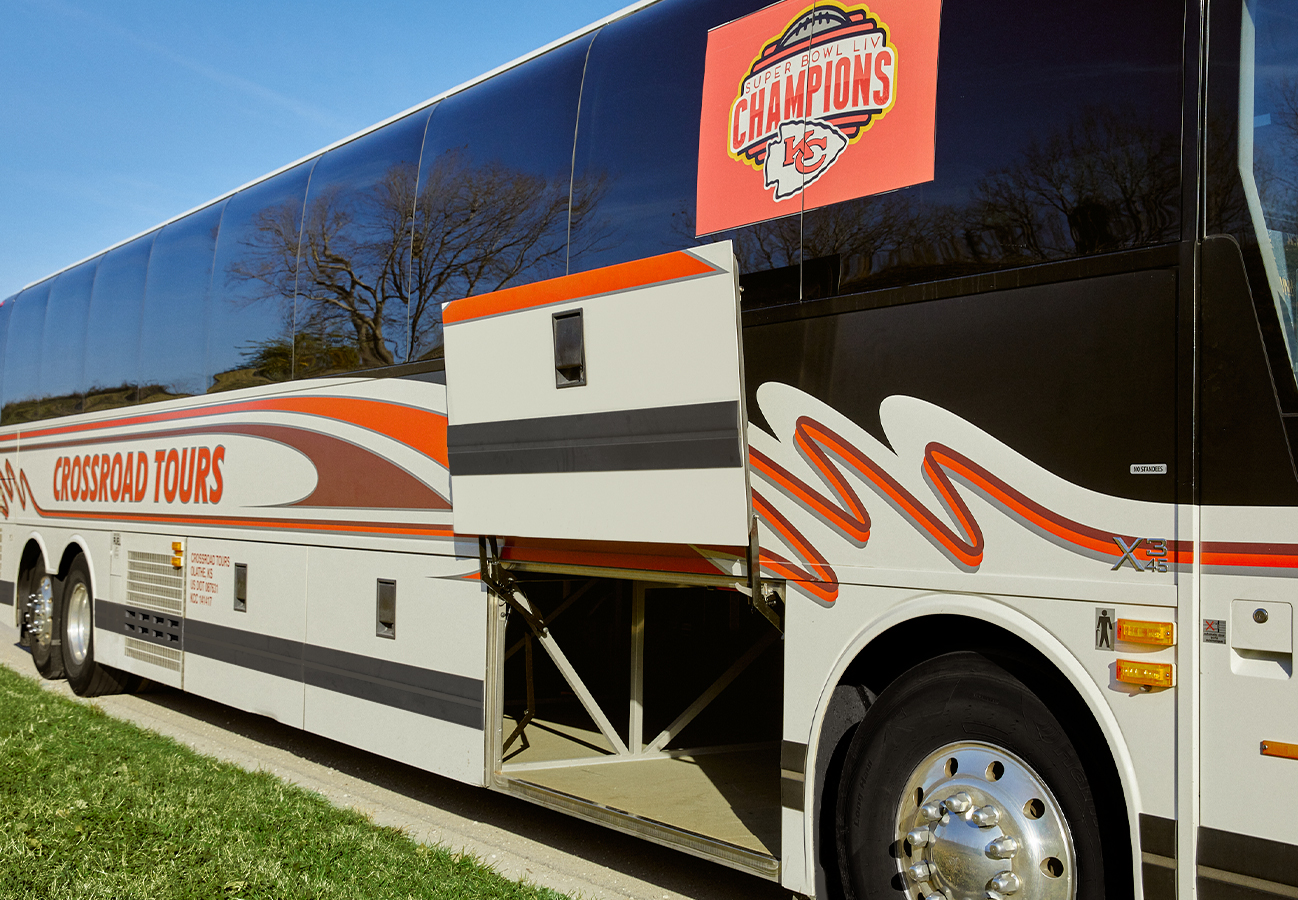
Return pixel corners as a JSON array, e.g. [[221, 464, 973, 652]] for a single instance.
[[895, 741, 1075, 900], [66, 581, 90, 666], [27, 575, 54, 650]]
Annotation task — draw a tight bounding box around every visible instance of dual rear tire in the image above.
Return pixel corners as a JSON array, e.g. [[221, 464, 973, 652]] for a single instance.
[[28, 554, 135, 696]]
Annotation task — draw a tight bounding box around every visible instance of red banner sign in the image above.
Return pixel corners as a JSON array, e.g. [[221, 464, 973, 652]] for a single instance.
[[697, 0, 942, 235]]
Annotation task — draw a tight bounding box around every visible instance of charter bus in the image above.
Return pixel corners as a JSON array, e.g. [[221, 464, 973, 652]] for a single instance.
[[5, 0, 1297, 896]]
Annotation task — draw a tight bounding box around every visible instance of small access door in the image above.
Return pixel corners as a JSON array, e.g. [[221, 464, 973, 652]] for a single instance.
[[441, 241, 750, 548]]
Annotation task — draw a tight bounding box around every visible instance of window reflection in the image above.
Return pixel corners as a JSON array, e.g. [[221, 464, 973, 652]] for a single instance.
[[408, 35, 600, 361], [85, 235, 153, 411], [39, 260, 97, 418], [290, 110, 431, 375], [209, 161, 313, 391], [1237, 0, 1298, 381], [2, 283, 52, 425], [138, 203, 226, 401]]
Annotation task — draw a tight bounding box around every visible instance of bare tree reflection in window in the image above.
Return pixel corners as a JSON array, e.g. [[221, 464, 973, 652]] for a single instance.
[[231, 153, 609, 371]]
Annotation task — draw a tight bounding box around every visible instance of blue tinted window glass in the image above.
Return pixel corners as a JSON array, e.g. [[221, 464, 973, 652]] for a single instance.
[[295, 110, 432, 375], [0, 300, 13, 417], [2, 283, 52, 424], [569, 0, 771, 276], [40, 259, 98, 418], [408, 35, 595, 361], [85, 234, 153, 411], [208, 161, 313, 392], [794, 0, 1183, 300], [139, 202, 226, 401]]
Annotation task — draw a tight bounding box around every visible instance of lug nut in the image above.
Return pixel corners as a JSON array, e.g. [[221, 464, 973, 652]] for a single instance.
[[971, 805, 1000, 827], [908, 861, 935, 882], [988, 871, 1021, 894], [907, 828, 934, 847], [945, 791, 973, 813], [986, 836, 1019, 859], [919, 801, 944, 822]]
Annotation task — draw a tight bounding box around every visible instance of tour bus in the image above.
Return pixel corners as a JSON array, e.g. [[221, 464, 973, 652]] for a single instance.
[[5, 0, 1297, 897]]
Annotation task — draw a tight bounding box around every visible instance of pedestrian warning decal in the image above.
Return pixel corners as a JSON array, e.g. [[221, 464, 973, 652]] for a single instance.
[[1095, 607, 1116, 651], [697, 0, 942, 235], [1203, 619, 1227, 644]]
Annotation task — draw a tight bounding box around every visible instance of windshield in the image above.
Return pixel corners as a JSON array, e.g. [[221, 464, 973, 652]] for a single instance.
[[1239, 0, 1298, 383]]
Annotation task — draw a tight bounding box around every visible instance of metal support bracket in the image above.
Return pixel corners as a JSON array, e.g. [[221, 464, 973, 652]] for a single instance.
[[741, 519, 784, 633]]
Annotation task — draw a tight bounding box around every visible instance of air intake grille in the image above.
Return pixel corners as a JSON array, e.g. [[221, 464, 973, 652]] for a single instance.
[[125, 637, 181, 671], [126, 551, 184, 614]]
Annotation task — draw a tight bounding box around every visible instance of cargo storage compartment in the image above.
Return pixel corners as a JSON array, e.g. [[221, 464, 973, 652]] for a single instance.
[[487, 574, 783, 879]]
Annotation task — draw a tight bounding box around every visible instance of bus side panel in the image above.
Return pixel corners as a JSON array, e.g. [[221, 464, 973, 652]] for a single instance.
[[95, 530, 187, 689], [180, 538, 307, 728], [301, 547, 488, 786]]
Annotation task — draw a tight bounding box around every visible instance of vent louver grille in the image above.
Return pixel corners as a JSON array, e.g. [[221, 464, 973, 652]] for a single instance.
[[126, 551, 184, 614]]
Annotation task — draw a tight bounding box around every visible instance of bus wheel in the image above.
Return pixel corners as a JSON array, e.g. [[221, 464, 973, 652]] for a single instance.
[[27, 562, 65, 680], [61, 556, 131, 697], [835, 651, 1103, 900]]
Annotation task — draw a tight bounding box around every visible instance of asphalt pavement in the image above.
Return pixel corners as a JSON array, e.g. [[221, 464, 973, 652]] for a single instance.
[[0, 620, 792, 900]]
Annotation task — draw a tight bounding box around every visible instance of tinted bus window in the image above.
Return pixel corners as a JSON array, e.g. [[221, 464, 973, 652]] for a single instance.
[[40, 259, 98, 418], [408, 35, 595, 361], [795, 0, 1183, 300], [1208, 0, 1298, 392], [139, 202, 226, 402], [294, 110, 432, 376], [569, 0, 794, 296], [85, 234, 153, 411], [0, 299, 13, 417], [2, 283, 52, 425], [208, 161, 314, 391]]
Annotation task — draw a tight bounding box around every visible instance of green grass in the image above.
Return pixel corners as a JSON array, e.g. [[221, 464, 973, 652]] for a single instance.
[[0, 664, 568, 900]]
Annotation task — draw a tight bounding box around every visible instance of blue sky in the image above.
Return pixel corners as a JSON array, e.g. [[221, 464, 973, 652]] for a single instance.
[[0, 0, 631, 300]]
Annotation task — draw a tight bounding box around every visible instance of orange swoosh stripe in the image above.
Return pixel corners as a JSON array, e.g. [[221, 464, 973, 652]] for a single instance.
[[442, 250, 720, 325]]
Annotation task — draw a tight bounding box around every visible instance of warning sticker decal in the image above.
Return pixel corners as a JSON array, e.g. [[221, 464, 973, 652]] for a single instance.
[[697, 0, 942, 235]]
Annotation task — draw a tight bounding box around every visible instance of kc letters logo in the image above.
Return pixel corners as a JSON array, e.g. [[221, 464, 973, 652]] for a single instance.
[[697, 0, 941, 235], [729, 6, 896, 200]]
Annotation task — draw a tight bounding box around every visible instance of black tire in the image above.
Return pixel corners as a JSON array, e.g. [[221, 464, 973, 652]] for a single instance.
[[28, 561, 65, 680], [835, 651, 1106, 900], [61, 555, 134, 697]]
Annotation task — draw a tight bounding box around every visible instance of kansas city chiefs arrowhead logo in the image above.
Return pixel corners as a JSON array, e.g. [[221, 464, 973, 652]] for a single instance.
[[764, 119, 848, 199], [728, 3, 897, 202]]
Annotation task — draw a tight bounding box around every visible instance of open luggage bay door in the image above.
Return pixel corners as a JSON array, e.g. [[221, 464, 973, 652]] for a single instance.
[[442, 241, 751, 548]]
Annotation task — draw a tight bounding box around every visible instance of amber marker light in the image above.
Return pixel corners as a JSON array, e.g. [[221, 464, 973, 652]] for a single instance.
[[171, 541, 184, 569], [1116, 619, 1176, 646], [1261, 740, 1298, 761], [1116, 659, 1175, 688]]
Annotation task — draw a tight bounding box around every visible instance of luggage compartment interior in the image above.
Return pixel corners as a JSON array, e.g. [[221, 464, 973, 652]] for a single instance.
[[491, 576, 784, 875]]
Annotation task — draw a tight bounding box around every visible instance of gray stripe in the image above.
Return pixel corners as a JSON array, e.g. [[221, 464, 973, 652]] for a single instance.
[[97, 599, 182, 648], [302, 644, 483, 730], [1141, 813, 1176, 859], [96, 602, 483, 730], [0, 580, 13, 606], [1199, 826, 1298, 889], [184, 618, 303, 683], [447, 400, 743, 475]]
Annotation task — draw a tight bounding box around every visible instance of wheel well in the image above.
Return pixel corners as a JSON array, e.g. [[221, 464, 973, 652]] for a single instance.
[[17, 539, 44, 598], [813, 614, 1133, 900], [56, 543, 86, 584]]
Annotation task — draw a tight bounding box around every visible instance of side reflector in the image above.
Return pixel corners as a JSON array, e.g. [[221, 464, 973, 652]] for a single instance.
[[1261, 740, 1298, 761], [1116, 619, 1176, 646], [171, 541, 183, 553], [1116, 659, 1175, 688]]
